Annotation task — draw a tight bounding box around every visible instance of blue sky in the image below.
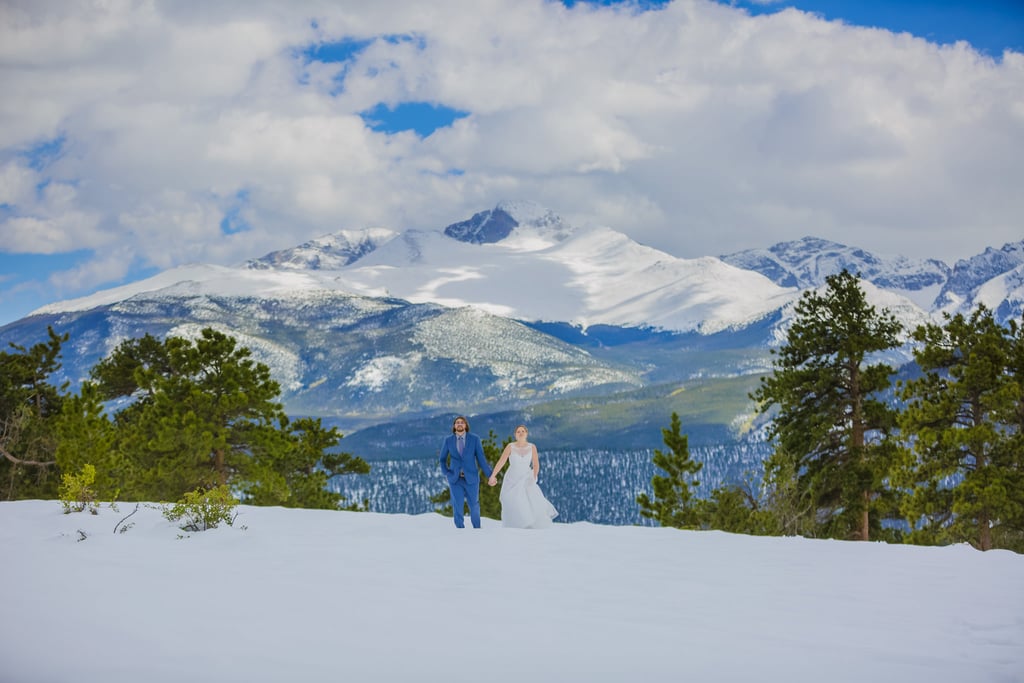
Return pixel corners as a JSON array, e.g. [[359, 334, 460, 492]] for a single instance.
[[0, 0, 1022, 327], [724, 1, 1023, 56]]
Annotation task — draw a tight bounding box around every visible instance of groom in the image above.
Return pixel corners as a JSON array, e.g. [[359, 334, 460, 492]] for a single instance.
[[438, 416, 493, 529]]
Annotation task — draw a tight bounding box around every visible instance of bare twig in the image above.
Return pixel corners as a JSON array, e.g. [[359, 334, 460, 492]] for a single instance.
[[114, 503, 140, 534]]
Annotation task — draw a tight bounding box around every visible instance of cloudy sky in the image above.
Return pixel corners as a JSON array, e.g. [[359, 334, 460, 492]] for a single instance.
[[1, 0, 1022, 326]]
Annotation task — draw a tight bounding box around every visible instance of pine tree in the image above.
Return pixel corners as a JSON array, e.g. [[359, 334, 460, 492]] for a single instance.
[[697, 481, 781, 536], [0, 327, 69, 499], [751, 270, 902, 541], [91, 328, 369, 506], [245, 416, 370, 510], [636, 412, 702, 528], [896, 306, 1024, 551], [53, 381, 122, 500], [92, 329, 286, 500]]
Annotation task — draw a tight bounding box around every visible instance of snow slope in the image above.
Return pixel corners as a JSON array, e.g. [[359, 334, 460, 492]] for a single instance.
[[29, 204, 800, 335], [0, 500, 1020, 683], [30, 203, 1019, 337], [29, 263, 333, 316], [327, 219, 798, 333]]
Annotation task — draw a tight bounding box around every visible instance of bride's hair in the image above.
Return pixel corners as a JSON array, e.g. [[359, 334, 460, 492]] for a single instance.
[[514, 424, 528, 434]]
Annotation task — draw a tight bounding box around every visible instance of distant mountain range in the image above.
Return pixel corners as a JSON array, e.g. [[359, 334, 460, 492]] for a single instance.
[[3, 201, 1022, 458]]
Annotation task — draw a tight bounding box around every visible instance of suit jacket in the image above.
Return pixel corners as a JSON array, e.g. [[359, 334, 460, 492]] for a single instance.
[[438, 432, 491, 485]]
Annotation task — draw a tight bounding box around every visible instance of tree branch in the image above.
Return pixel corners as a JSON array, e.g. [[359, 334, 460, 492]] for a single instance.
[[0, 414, 56, 467], [0, 445, 56, 467]]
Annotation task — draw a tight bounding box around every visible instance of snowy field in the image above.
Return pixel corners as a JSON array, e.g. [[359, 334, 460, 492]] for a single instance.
[[1, 500, 1021, 683]]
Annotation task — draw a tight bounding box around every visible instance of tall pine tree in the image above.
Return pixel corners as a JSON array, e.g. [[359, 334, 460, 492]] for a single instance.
[[0, 327, 68, 499], [751, 270, 902, 541], [896, 306, 1024, 551]]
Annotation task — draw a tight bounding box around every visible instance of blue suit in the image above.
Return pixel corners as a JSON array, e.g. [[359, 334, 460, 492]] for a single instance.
[[438, 432, 492, 528]]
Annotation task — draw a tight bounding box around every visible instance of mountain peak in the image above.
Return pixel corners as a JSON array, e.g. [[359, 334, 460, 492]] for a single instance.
[[443, 201, 574, 245], [934, 239, 1024, 317], [247, 227, 397, 270], [721, 236, 950, 304]]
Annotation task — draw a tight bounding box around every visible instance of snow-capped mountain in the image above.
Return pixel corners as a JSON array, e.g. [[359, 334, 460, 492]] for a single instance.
[[317, 200, 799, 335], [6, 201, 1021, 454], [721, 235, 1024, 326], [36, 200, 796, 336], [768, 280, 936, 360], [958, 262, 1024, 325], [721, 236, 951, 310], [36, 201, 970, 339], [12, 287, 645, 432], [247, 228, 398, 270], [934, 242, 1024, 319], [30, 263, 343, 317], [443, 201, 576, 244]]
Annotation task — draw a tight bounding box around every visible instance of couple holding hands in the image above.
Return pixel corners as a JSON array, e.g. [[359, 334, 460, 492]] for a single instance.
[[438, 416, 558, 529]]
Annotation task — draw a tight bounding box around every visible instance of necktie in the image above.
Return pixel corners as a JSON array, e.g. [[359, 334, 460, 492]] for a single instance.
[[457, 436, 465, 455]]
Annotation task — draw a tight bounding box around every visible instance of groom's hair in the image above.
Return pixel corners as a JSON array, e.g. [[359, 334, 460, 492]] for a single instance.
[[452, 415, 470, 432]]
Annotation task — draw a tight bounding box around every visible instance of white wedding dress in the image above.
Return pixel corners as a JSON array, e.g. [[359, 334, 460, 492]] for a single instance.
[[499, 443, 558, 528]]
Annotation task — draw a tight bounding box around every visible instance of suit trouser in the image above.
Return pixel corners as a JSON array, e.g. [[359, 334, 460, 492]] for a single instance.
[[450, 475, 481, 528]]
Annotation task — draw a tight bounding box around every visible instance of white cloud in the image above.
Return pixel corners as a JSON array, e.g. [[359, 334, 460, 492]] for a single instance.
[[0, 161, 38, 206], [0, 178, 106, 254], [0, 0, 1021, 316], [46, 245, 136, 294]]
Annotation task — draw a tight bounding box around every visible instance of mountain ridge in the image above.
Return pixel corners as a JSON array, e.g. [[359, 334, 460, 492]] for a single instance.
[[29, 202, 1021, 332], [7, 201, 1021, 454]]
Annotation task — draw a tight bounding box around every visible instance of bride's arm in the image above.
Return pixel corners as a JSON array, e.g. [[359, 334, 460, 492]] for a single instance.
[[532, 444, 540, 480], [488, 445, 512, 485]]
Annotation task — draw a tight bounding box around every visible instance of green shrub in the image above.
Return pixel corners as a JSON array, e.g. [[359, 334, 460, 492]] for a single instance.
[[59, 464, 100, 515], [162, 486, 238, 532]]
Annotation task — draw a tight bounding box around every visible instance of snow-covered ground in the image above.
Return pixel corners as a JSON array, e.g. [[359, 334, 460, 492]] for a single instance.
[[1, 500, 1021, 682]]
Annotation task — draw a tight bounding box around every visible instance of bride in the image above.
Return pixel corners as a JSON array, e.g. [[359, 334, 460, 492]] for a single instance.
[[488, 425, 558, 528]]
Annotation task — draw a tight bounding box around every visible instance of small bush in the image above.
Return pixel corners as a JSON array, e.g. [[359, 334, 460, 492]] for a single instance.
[[162, 486, 238, 532], [59, 464, 100, 515]]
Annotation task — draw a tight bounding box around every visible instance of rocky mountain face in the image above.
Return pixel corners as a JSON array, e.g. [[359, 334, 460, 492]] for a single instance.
[[722, 235, 1023, 324], [443, 201, 576, 244], [934, 242, 1024, 321], [3, 202, 1020, 456], [246, 227, 398, 270], [721, 236, 950, 290], [4, 290, 643, 435]]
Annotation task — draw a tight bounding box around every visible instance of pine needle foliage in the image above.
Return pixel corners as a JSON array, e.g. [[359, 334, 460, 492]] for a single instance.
[[637, 412, 702, 528], [751, 270, 903, 541], [89, 328, 370, 507], [896, 305, 1024, 551], [0, 326, 69, 499]]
